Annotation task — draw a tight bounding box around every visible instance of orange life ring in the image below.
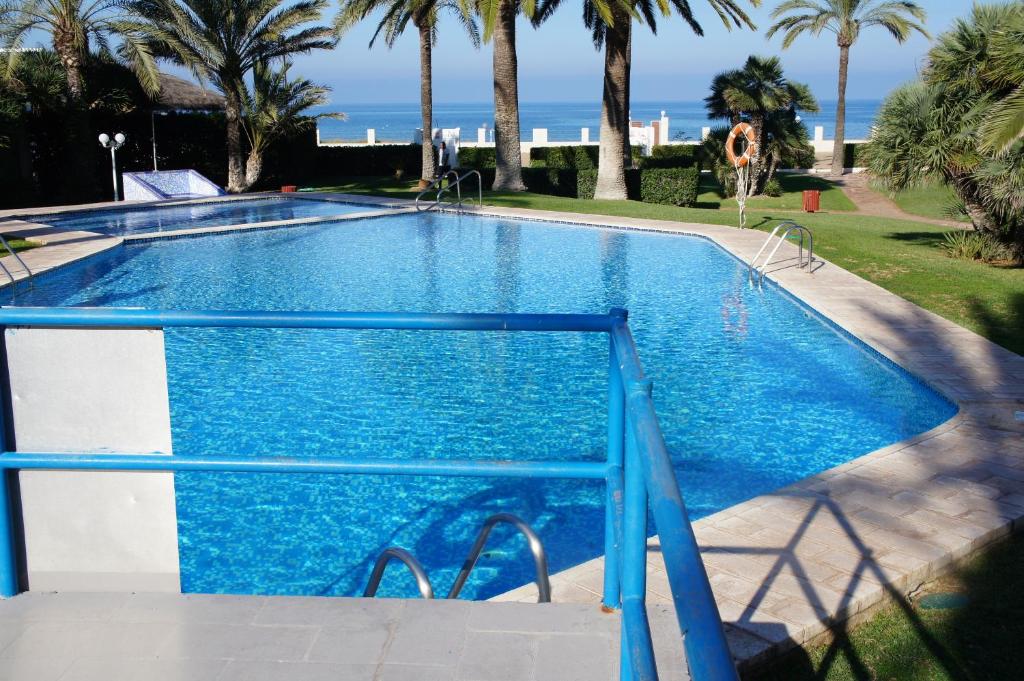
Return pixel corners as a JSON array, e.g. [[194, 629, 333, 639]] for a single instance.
[[726, 122, 757, 168]]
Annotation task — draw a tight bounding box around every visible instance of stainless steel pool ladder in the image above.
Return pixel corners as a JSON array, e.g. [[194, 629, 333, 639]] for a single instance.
[[748, 221, 814, 285], [415, 169, 483, 212], [0, 234, 33, 290], [362, 513, 551, 602]]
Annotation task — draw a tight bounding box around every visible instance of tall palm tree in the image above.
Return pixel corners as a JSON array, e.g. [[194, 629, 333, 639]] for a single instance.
[[338, 0, 479, 188], [128, 0, 334, 193], [535, 0, 755, 200], [767, 0, 928, 177], [478, 0, 535, 191], [1, 0, 162, 198], [705, 55, 818, 194]]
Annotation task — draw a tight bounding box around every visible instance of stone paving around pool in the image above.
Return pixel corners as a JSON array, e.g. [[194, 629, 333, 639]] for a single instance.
[[1, 193, 1022, 674]]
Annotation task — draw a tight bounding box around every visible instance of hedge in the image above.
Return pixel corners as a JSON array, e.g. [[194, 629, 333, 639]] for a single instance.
[[457, 146, 496, 168], [530, 145, 599, 169], [576, 167, 699, 206], [283, 137, 423, 181], [639, 145, 702, 169]]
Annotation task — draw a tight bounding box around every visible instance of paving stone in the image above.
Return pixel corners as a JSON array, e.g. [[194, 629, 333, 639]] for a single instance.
[[58, 657, 226, 681], [254, 595, 401, 628], [455, 632, 537, 681], [218, 660, 376, 681], [1, 621, 173, 660], [306, 625, 391, 664], [535, 633, 616, 681], [156, 623, 317, 661], [113, 593, 266, 625], [0, 657, 73, 681]]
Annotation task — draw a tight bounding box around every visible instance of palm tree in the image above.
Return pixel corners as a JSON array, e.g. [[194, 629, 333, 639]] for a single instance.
[[865, 3, 1024, 262], [128, 0, 334, 193], [478, 0, 535, 191], [535, 0, 754, 200], [705, 55, 818, 195], [242, 60, 345, 189], [767, 0, 928, 177], [1, 0, 162, 198], [338, 0, 479, 188]]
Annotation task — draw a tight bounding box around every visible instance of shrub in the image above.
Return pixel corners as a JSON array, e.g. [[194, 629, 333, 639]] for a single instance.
[[530, 145, 599, 169], [762, 178, 783, 197], [638, 167, 701, 206], [457, 146, 496, 169], [640, 144, 702, 169], [943, 230, 1009, 263]]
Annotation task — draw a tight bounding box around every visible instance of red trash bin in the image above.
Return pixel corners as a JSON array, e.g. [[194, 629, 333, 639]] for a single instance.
[[802, 189, 821, 213], [281, 185, 298, 193]]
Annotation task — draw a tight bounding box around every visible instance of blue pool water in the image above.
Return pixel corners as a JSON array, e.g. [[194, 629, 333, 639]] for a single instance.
[[2, 213, 956, 599], [32, 197, 380, 236]]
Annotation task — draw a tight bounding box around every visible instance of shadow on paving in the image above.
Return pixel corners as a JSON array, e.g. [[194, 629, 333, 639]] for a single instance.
[[746, 531, 1024, 681]]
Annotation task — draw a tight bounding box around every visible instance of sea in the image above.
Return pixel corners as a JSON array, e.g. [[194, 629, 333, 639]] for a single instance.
[[315, 99, 882, 143]]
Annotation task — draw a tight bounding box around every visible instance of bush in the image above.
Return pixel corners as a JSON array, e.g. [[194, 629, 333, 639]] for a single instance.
[[943, 230, 1009, 263], [640, 144, 702, 169], [457, 146, 496, 169], [780, 143, 816, 170], [762, 178, 783, 197], [286, 139, 423, 181], [638, 167, 701, 206], [530, 145, 599, 169]]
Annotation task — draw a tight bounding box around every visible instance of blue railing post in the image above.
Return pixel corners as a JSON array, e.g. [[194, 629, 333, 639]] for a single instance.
[[603, 309, 627, 610], [621, 381, 658, 681], [0, 470, 16, 598]]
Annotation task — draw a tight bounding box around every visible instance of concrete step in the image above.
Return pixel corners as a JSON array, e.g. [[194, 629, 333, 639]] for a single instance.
[[0, 591, 685, 680]]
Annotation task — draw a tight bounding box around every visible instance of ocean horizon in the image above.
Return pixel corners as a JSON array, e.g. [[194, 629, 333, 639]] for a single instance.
[[315, 99, 881, 144]]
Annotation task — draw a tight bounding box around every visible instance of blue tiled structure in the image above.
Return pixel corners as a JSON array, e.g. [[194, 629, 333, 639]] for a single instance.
[[123, 170, 226, 201]]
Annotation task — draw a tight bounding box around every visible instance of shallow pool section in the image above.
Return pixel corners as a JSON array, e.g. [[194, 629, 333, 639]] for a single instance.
[[31, 197, 383, 236], [4, 213, 957, 599]]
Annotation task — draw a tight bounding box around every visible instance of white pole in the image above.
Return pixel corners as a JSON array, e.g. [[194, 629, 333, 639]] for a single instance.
[[150, 111, 158, 171], [110, 147, 119, 201]]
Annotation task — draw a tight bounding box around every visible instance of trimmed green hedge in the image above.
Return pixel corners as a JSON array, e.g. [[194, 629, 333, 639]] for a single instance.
[[289, 141, 423, 180], [576, 167, 699, 206], [639, 145, 702, 169], [530, 145, 599, 169], [457, 146, 496, 168]]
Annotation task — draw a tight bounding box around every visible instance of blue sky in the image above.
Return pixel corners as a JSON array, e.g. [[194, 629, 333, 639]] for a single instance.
[[301, 0, 973, 104]]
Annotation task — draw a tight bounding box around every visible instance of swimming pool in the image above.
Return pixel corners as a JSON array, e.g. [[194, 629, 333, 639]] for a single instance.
[[28, 197, 382, 236], [3, 212, 956, 599]]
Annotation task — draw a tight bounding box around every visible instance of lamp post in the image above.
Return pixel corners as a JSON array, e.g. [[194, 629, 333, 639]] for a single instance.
[[98, 132, 127, 201]]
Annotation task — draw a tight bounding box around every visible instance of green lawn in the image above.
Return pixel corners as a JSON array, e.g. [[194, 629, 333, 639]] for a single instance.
[[876, 182, 963, 223], [0, 236, 39, 254], [750, 532, 1024, 681], [696, 173, 857, 213], [309, 177, 1024, 356]]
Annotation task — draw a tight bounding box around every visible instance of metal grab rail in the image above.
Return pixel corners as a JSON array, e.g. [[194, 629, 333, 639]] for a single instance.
[[436, 169, 482, 210], [0, 306, 739, 681], [415, 170, 459, 211], [0, 235, 32, 289], [364, 548, 435, 599], [447, 513, 551, 602], [748, 221, 814, 285]]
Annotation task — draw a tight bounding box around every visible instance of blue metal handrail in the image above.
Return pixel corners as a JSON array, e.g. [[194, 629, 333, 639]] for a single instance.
[[0, 307, 737, 681]]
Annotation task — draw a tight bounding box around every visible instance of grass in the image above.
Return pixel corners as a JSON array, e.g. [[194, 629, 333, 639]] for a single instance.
[[0, 236, 39, 255], [879, 182, 963, 223], [310, 176, 1024, 356], [696, 173, 857, 212], [751, 531, 1024, 681]]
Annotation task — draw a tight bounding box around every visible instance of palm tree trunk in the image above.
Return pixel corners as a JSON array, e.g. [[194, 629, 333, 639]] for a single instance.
[[418, 20, 435, 186], [830, 43, 850, 177], [244, 150, 263, 191], [53, 40, 95, 201], [491, 0, 525, 191], [595, 9, 630, 200], [621, 24, 632, 172], [225, 89, 246, 193]]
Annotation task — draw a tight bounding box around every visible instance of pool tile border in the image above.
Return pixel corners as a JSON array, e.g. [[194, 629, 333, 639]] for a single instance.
[[1, 194, 1022, 674]]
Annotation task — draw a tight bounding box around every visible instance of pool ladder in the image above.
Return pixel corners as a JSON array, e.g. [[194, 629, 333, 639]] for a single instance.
[[415, 169, 483, 213], [748, 221, 814, 286], [0, 234, 33, 291], [363, 513, 551, 602]]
